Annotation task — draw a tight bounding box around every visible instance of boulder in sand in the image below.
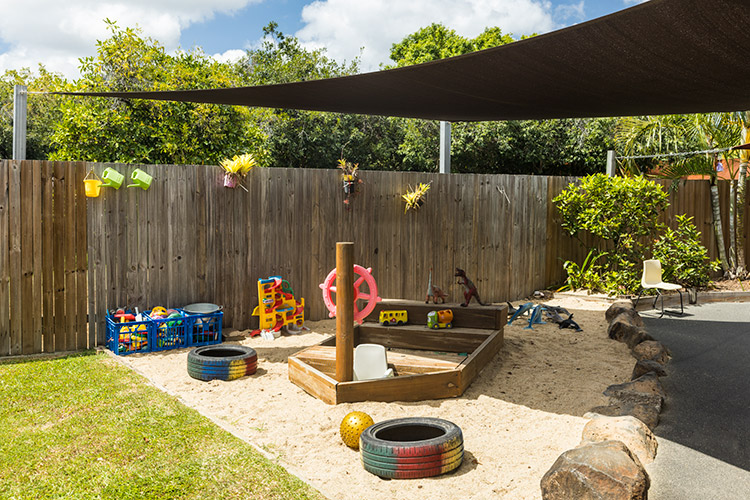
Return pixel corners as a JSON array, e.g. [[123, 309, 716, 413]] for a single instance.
[[541, 440, 650, 500], [580, 415, 658, 465]]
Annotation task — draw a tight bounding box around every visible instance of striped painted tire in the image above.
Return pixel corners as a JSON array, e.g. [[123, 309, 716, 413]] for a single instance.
[[187, 345, 257, 381], [359, 417, 463, 479]]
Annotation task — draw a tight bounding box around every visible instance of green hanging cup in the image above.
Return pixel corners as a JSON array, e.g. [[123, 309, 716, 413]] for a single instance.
[[100, 167, 125, 189], [127, 169, 153, 190]]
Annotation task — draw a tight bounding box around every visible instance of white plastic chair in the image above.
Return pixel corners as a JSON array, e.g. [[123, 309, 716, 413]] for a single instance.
[[353, 344, 394, 381], [634, 259, 684, 317]]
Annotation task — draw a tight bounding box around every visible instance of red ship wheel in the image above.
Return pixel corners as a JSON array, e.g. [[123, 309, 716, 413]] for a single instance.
[[319, 265, 382, 324]]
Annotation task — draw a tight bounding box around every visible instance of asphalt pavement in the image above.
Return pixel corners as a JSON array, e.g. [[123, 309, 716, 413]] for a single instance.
[[640, 302, 750, 499]]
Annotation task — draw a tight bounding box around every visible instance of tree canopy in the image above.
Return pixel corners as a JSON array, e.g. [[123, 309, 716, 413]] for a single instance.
[[1, 20, 614, 175]]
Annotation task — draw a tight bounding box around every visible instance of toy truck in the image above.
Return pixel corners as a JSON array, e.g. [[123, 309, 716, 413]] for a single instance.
[[427, 309, 453, 329]]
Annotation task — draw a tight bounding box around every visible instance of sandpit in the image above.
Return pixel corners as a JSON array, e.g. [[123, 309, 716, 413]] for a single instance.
[[115, 296, 632, 500]]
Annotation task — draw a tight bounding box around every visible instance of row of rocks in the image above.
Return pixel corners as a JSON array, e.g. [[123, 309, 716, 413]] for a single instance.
[[594, 300, 671, 430], [541, 300, 670, 499]]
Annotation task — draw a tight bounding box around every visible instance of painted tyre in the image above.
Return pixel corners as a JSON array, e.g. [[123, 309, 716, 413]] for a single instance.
[[362, 452, 463, 479], [362, 448, 464, 470], [359, 417, 463, 479], [361, 444, 464, 465], [187, 345, 257, 381]]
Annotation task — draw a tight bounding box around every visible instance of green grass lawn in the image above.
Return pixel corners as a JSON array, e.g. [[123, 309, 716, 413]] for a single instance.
[[0, 352, 326, 500]]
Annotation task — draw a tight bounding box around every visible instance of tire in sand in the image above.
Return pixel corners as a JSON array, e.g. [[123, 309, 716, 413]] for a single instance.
[[187, 345, 257, 381], [359, 417, 464, 479]]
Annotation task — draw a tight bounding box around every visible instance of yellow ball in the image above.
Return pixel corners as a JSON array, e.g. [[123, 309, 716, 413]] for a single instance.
[[340, 411, 374, 449]]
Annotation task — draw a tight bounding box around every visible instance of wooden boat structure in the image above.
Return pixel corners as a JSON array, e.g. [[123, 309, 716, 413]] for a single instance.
[[287, 243, 507, 404]]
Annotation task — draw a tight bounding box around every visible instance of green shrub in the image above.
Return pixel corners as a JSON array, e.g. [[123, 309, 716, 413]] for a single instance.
[[555, 175, 715, 294], [653, 214, 720, 288]]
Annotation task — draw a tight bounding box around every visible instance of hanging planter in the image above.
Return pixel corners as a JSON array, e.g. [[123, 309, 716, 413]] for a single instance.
[[223, 172, 240, 188], [402, 182, 432, 213], [219, 153, 257, 191], [338, 159, 362, 206]]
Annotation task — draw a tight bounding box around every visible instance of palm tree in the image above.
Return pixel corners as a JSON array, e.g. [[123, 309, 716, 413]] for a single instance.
[[615, 113, 743, 276], [735, 112, 750, 274]]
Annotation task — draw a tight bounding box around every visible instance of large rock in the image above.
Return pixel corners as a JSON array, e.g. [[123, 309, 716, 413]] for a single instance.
[[606, 300, 644, 326], [595, 373, 665, 429], [580, 415, 658, 465], [541, 440, 650, 500], [587, 402, 661, 430], [632, 340, 671, 365], [604, 372, 666, 406], [632, 359, 668, 380], [608, 315, 654, 349]]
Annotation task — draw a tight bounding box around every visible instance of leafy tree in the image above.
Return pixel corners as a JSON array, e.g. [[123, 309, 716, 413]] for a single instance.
[[51, 21, 265, 165], [0, 67, 67, 159], [387, 23, 614, 175], [242, 23, 407, 170], [239, 22, 358, 85], [387, 24, 514, 68]]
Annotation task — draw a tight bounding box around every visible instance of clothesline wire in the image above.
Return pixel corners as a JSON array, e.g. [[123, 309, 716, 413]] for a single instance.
[[617, 147, 735, 161]]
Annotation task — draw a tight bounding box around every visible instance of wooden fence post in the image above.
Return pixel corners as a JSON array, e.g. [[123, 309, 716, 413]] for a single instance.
[[335, 242, 354, 382]]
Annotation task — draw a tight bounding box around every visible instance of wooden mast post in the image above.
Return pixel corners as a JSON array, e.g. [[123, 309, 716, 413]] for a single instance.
[[335, 242, 354, 382]]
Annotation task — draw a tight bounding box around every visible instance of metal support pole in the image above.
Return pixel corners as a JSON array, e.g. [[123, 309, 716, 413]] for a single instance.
[[606, 150, 616, 177], [335, 242, 354, 382], [439, 121, 451, 174], [12, 85, 27, 161]]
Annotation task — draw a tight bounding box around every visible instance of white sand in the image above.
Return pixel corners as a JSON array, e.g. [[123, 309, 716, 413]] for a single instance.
[[115, 297, 632, 500]]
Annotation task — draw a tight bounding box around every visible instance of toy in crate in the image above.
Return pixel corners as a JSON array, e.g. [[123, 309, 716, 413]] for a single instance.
[[147, 307, 188, 350], [181, 303, 223, 346], [107, 309, 151, 355]]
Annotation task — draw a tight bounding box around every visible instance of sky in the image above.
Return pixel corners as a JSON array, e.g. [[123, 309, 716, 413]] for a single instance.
[[0, 0, 648, 80]]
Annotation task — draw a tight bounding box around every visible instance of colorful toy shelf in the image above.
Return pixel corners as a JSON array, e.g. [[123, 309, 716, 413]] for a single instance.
[[252, 276, 304, 332], [288, 300, 506, 404]]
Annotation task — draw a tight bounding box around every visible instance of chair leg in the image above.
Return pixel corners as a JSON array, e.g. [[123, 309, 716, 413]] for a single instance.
[[658, 290, 665, 318], [634, 290, 644, 308], [661, 289, 685, 317]]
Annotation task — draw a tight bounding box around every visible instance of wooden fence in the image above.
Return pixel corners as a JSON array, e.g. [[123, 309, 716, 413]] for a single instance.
[[0, 161, 89, 356], [1, 160, 748, 355]]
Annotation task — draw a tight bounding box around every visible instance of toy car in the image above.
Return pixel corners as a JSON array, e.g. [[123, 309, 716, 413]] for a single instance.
[[379, 310, 408, 326], [427, 310, 453, 329]]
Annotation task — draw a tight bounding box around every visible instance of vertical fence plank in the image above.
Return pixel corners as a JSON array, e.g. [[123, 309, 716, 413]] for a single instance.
[[42, 162, 56, 351], [86, 163, 100, 346], [9, 160, 22, 355], [0, 161, 9, 355], [20, 161, 35, 353], [64, 161, 78, 351], [52, 162, 66, 352], [74, 162, 88, 350], [31, 161, 43, 353]]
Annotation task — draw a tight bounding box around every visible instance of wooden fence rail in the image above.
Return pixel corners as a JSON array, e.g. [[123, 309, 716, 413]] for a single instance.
[[1, 160, 747, 356]]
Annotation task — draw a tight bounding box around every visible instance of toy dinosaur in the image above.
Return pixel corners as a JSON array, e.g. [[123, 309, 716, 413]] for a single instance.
[[425, 268, 448, 304], [455, 268, 487, 307], [559, 313, 582, 332]]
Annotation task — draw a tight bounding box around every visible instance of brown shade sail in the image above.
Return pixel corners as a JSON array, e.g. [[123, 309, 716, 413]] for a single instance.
[[55, 0, 750, 122]]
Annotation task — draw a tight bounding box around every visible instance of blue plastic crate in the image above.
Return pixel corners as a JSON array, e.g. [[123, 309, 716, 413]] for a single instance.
[[106, 310, 152, 356], [181, 310, 223, 346], [147, 309, 189, 351]]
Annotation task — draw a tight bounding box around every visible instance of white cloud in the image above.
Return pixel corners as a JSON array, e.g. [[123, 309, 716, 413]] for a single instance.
[[295, 0, 580, 72], [624, 0, 649, 5], [211, 48, 246, 64], [0, 0, 260, 79]]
